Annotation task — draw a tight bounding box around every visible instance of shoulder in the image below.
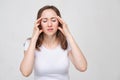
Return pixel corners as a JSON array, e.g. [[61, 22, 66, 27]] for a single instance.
[[26, 37, 31, 41], [23, 37, 31, 51]]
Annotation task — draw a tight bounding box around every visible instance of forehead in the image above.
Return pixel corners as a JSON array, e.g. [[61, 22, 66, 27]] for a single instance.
[[41, 9, 57, 18]]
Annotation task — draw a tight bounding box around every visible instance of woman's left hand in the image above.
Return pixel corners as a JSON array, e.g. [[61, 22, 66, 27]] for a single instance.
[[56, 16, 71, 37]]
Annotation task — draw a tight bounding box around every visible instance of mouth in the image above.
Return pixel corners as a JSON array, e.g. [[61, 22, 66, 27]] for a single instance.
[[47, 28, 53, 31]]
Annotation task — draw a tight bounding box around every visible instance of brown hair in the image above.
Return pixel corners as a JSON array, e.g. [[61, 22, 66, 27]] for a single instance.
[[36, 5, 68, 50]]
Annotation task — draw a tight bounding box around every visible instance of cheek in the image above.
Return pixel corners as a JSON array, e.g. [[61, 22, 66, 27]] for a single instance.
[[54, 21, 59, 27], [41, 22, 47, 29], [54, 23, 59, 30], [41, 22, 46, 27]]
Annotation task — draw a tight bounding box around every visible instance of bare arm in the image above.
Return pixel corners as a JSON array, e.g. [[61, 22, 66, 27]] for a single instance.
[[57, 16, 87, 72], [20, 18, 42, 77], [20, 39, 36, 77], [67, 34, 87, 72]]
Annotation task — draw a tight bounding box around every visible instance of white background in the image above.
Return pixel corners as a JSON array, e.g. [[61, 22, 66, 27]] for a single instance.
[[0, 0, 120, 80]]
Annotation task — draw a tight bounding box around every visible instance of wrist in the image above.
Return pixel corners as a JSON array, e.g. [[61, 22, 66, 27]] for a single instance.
[[66, 32, 72, 39], [66, 34, 74, 43], [32, 33, 39, 40], [31, 36, 38, 43]]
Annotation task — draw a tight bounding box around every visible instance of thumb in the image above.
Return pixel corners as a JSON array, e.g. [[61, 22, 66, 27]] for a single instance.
[[39, 30, 43, 34], [58, 27, 65, 35]]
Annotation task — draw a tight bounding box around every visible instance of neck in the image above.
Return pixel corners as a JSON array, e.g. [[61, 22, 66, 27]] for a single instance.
[[43, 34, 59, 49]]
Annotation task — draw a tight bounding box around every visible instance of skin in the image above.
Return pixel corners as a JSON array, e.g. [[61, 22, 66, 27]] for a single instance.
[[20, 9, 87, 77], [40, 9, 60, 48]]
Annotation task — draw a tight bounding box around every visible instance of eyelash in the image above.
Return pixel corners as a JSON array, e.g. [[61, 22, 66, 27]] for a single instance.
[[42, 19, 56, 23], [52, 19, 56, 22], [42, 20, 47, 23]]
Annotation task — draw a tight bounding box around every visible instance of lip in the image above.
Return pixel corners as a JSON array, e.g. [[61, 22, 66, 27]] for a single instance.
[[47, 28, 53, 31]]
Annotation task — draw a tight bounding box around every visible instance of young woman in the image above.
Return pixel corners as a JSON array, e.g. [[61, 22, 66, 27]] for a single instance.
[[20, 5, 87, 80]]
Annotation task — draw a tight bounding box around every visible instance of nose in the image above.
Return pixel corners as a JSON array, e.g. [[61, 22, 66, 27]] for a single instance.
[[48, 20, 52, 27]]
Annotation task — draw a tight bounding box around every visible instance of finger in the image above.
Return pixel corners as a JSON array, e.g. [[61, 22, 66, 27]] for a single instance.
[[58, 27, 65, 35], [39, 29, 43, 34], [34, 18, 42, 28], [35, 23, 39, 26], [34, 24, 40, 32], [56, 16, 64, 24], [34, 24, 39, 29], [36, 17, 42, 24]]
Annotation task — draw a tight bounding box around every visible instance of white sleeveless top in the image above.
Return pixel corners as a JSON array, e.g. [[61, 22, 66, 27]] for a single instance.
[[24, 40, 71, 80]]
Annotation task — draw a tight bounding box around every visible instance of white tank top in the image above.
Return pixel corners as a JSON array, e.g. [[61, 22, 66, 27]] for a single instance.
[[24, 40, 71, 80]]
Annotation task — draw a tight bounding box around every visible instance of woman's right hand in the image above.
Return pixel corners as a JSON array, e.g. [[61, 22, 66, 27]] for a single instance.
[[32, 17, 43, 40]]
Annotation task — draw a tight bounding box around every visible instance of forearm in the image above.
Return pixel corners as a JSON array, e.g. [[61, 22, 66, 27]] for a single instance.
[[20, 17, 42, 76], [56, 16, 87, 71], [67, 34, 87, 71], [20, 38, 37, 77]]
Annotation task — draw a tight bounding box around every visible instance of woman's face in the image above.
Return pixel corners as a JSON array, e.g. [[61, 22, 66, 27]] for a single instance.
[[40, 9, 59, 36]]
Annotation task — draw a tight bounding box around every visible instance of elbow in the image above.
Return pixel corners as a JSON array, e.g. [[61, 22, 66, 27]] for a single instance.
[[76, 65, 87, 72], [21, 72, 31, 77], [20, 66, 31, 77], [79, 66, 87, 72], [20, 69, 31, 77]]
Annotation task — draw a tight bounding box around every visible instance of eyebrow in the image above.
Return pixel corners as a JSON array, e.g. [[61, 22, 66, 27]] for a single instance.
[[42, 17, 56, 20], [51, 17, 56, 19], [42, 18, 47, 20]]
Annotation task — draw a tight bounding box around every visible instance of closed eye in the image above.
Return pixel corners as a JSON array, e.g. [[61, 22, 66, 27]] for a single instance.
[[43, 20, 47, 23], [42, 18, 47, 23], [52, 19, 56, 22], [51, 18, 57, 22]]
